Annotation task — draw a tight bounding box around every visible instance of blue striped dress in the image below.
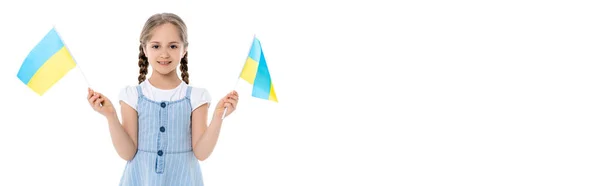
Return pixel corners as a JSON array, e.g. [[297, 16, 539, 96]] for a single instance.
[[119, 85, 203, 186]]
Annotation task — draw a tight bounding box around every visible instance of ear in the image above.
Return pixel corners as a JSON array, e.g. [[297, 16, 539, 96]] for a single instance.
[[182, 48, 187, 58]]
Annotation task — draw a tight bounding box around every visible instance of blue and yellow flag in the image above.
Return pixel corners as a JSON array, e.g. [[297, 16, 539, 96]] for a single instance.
[[17, 27, 77, 96], [239, 37, 278, 102]]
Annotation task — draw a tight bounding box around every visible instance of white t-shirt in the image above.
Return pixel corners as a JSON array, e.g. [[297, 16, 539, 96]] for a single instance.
[[118, 80, 211, 112]]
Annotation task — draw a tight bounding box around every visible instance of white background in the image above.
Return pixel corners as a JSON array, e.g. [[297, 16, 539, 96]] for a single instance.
[[1, 0, 600, 185]]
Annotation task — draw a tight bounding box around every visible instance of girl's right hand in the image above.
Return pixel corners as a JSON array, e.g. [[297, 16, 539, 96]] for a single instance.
[[88, 88, 116, 118]]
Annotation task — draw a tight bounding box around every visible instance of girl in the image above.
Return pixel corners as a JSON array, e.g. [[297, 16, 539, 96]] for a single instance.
[[87, 12, 238, 186]]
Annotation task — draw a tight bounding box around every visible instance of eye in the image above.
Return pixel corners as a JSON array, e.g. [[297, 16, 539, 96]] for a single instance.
[[170, 45, 178, 49], [152, 45, 159, 49]]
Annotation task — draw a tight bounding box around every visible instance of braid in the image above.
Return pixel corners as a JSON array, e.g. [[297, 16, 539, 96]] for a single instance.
[[138, 44, 149, 84], [180, 52, 189, 84]]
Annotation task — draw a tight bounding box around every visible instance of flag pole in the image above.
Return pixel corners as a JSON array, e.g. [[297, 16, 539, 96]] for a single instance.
[[53, 25, 100, 106], [222, 34, 256, 119], [53, 25, 91, 88]]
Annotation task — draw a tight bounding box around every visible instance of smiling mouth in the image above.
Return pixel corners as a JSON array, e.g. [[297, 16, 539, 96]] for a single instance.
[[158, 61, 172, 65]]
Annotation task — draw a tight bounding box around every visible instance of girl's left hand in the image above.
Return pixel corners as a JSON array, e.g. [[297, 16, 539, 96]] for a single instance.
[[214, 90, 239, 119]]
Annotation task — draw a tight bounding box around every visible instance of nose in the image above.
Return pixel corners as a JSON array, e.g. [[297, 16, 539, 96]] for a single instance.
[[159, 49, 170, 58]]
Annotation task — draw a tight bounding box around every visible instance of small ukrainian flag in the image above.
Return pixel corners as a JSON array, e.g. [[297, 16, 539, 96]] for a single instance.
[[239, 37, 278, 103], [17, 27, 77, 96]]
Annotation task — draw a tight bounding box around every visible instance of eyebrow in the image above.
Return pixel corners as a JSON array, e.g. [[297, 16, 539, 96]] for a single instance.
[[149, 41, 181, 44]]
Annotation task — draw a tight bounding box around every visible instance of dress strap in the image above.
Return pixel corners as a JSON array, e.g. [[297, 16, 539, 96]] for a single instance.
[[136, 85, 143, 99], [185, 86, 192, 99]]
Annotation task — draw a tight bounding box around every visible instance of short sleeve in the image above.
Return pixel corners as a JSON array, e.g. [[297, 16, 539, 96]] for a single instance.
[[119, 86, 138, 111], [190, 87, 211, 111]]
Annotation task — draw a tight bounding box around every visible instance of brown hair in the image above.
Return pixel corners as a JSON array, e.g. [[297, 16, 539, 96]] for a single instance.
[[138, 13, 190, 84]]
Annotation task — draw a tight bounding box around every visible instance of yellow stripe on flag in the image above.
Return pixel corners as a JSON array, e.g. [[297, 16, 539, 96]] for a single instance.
[[269, 82, 278, 102], [240, 57, 258, 84], [27, 47, 76, 95]]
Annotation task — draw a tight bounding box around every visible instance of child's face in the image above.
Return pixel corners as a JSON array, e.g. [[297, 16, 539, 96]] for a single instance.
[[144, 23, 187, 76]]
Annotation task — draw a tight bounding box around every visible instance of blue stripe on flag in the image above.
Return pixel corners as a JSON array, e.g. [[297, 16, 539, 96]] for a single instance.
[[252, 48, 272, 99], [17, 28, 65, 84], [247, 38, 262, 62]]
